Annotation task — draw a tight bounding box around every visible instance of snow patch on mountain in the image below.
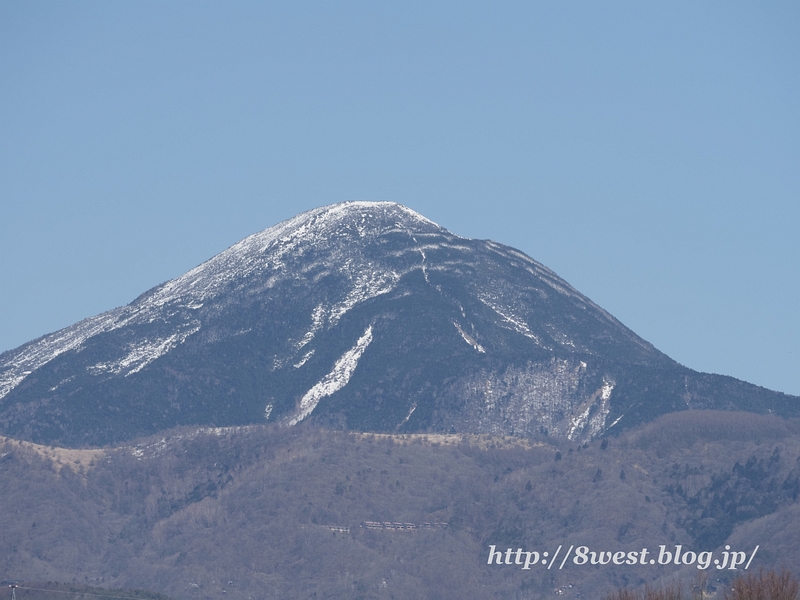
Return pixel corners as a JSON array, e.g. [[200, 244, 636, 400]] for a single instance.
[[0, 309, 125, 401], [88, 323, 201, 377], [453, 359, 616, 440], [286, 325, 374, 426], [294, 350, 315, 369], [397, 402, 417, 429], [414, 239, 430, 284], [329, 270, 399, 325], [566, 378, 614, 440], [478, 296, 543, 345], [453, 322, 485, 353], [297, 304, 326, 350]]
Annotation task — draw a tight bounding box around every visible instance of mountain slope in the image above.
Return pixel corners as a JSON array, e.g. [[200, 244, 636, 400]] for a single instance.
[[0, 201, 796, 446], [2, 415, 800, 599]]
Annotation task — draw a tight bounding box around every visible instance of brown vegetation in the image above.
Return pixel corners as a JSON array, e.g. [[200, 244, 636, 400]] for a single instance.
[[603, 582, 686, 600], [0, 435, 103, 475], [724, 569, 799, 600], [604, 569, 800, 600], [0, 582, 172, 600], [1, 412, 799, 599]]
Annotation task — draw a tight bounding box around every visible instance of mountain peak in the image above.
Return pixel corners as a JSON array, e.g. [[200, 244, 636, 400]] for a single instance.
[[244, 201, 445, 249], [298, 200, 442, 230], [140, 201, 447, 310]]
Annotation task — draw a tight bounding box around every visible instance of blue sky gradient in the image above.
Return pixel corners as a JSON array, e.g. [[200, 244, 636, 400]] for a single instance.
[[1, 1, 798, 394]]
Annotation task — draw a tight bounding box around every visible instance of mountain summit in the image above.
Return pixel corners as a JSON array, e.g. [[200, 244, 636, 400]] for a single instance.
[[1, 202, 796, 446]]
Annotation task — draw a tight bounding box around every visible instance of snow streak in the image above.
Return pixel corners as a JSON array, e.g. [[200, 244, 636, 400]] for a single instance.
[[286, 325, 374, 426], [88, 324, 201, 377]]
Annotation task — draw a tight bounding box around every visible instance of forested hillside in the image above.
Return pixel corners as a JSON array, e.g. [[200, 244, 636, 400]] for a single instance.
[[1, 411, 798, 599]]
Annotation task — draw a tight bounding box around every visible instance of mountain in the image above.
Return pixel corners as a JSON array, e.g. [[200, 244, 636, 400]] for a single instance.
[[0, 201, 797, 447]]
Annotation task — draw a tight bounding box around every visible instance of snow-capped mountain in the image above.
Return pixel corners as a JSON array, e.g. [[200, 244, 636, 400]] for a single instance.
[[0, 202, 796, 446]]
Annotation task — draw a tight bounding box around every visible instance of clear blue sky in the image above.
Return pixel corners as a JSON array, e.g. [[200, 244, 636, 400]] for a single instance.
[[2, 1, 798, 395]]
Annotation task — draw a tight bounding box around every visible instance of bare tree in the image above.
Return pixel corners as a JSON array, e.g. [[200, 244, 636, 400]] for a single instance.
[[724, 568, 799, 600]]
